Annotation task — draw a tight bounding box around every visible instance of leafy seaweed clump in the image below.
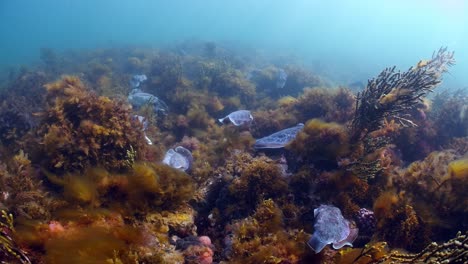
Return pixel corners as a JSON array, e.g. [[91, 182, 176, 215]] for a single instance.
[[37, 76, 146, 173]]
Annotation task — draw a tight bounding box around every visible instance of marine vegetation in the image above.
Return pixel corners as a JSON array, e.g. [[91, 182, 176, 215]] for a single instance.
[[42, 161, 195, 211], [127, 162, 195, 210], [338, 48, 457, 183], [0, 150, 56, 221], [332, 231, 467, 264], [227, 199, 312, 264], [0, 70, 48, 150], [351, 47, 455, 138], [36, 75, 147, 173], [294, 87, 356, 124], [431, 88, 468, 146], [0, 43, 466, 263], [216, 153, 290, 220], [288, 119, 350, 167], [0, 210, 31, 263]]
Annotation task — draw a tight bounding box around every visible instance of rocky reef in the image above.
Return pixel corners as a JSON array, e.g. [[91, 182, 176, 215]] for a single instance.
[[0, 42, 466, 263]]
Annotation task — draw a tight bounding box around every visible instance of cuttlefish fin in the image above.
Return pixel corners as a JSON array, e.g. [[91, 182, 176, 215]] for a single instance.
[[307, 235, 328, 253], [144, 133, 153, 145], [218, 116, 227, 123], [162, 149, 176, 164], [313, 208, 319, 217], [231, 119, 241, 126], [332, 227, 359, 249]]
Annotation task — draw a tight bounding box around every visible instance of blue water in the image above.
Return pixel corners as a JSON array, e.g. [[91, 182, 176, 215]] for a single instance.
[[1, 0, 467, 88]]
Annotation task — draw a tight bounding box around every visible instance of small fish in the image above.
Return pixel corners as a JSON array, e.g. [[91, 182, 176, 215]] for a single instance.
[[276, 69, 288, 89], [162, 146, 193, 172], [254, 123, 304, 149], [128, 89, 168, 114], [218, 110, 253, 126], [130, 74, 147, 88], [307, 205, 358, 253]]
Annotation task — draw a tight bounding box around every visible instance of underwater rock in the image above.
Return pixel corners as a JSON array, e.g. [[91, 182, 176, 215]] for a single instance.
[[354, 208, 376, 236], [276, 68, 288, 89], [130, 74, 147, 88], [218, 110, 253, 126], [174, 235, 212, 250], [254, 123, 304, 149], [163, 146, 193, 172], [132, 115, 153, 145], [308, 204, 358, 253], [128, 88, 168, 114]]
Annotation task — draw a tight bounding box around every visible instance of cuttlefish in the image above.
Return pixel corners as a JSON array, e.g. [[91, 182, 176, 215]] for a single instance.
[[218, 110, 253, 126], [308, 205, 359, 253], [253, 123, 304, 149]]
